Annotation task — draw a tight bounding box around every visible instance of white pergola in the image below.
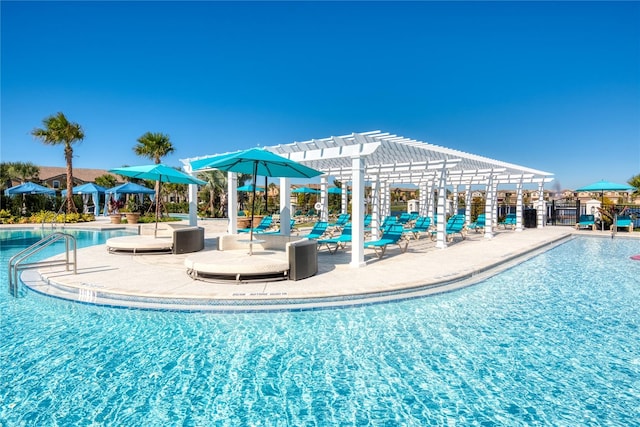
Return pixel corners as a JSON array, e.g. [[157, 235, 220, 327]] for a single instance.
[[182, 130, 554, 268]]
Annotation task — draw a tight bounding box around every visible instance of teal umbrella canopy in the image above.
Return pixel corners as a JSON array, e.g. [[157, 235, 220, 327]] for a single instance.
[[192, 148, 322, 253], [105, 182, 155, 195], [192, 148, 322, 179], [292, 186, 320, 194], [61, 182, 107, 196], [237, 184, 265, 192], [109, 164, 206, 185], [4, 182, 55, 196], [108, 165, 204, 236], [328, 187, 351, 195], [576, 180, 634, 192]]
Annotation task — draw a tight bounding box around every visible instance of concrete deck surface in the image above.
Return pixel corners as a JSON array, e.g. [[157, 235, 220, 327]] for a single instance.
[[11, 218, 636, 311]]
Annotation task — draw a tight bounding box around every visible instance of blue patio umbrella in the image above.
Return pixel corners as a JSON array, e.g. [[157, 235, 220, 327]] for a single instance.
[[576, 180, 635, 202], [237, 184, 265, 192], [4, 182, 56, 196], [193, 147, 322, 253], [292, 186, 319, 194], [108, 165, 206, 236], [328, 187, 351, 195]]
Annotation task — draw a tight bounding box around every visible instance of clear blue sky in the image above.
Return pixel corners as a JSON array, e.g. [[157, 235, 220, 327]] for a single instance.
[[2, 1, 639, 191]]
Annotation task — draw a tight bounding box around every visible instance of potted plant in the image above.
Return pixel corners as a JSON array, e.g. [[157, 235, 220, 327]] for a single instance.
[[237, 209, 251, 229], [122, 197, 141, 224], [108, 197, 124, 224]]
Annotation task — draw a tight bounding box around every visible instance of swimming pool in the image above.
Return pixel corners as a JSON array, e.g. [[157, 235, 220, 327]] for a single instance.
[[1, 230, 638, 425]]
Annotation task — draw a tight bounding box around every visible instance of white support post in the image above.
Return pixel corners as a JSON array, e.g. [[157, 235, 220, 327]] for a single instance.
[[227, 172, 238, 234], [419, 182, 428, 217], [452, 185, 459, 215], [484, 174, 494, 239], [427, 182, 435, 221], [341, 184, 348, 214], [350, 155, 366, 268], [464, 184, 472, 225], [435, 166, 448, 249], [320, 175, 328, 222], [515, 177, 524, 232], [537, 182, 545, 228], [279, 177, 291, 235], [371, 177, 380, 240]]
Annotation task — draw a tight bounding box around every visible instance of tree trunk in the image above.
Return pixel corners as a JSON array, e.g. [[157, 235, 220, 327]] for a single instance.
[[65, 145, 77, 213]]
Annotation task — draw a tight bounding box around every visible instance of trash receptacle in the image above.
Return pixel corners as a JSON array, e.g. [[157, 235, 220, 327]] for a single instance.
[[288, 239, 318, 281], [524, 209, 537, 228]]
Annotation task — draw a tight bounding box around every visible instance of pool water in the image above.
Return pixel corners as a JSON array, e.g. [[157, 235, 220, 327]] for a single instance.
[[1, 230, 639, 425]]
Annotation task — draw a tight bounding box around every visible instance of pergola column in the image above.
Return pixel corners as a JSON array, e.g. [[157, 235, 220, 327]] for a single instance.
[[370, 176, 381, 240], [320, 175, 328, 222], [464, 184, 472, 225], [452, 185, 459, 215], [537, 182, 545, 228], [434, 166, 448, 249], [419, 181, 428, 217], [350, 155, 366, 268], [426, 182, 435, 221], [515, 177, 524, 232], [341, 184, 348, 214], [484, 173, 495, 238], [279, 177, 291, 235], [227, 172, 238, 234]]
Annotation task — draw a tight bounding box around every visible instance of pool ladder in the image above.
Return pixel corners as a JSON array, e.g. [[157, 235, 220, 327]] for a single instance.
[[8, 232, 77, 297]]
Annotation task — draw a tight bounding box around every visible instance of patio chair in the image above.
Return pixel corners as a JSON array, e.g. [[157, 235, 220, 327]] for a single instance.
[[299, 221, 329, 240], [403, 216, 432, 240], [575, 214, 596, 231], [397, 212, 412, 225], [430, 214, 466, 242], [329, 213, 350, 228], [317, 223, 352, 254], [379, 215, 398, 231], [237, 215, 273, 233], [612, 215, 634, 232], [467, 213, 486, 233], [499, 213, 517, 230], [364, 224, 408, 259]]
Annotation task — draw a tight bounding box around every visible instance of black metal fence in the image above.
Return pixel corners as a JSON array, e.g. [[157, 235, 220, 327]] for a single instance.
[[547, 200, 640, 229]]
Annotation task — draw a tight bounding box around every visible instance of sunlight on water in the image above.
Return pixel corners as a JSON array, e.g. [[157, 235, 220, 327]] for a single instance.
[[1, 230, 639, 425]]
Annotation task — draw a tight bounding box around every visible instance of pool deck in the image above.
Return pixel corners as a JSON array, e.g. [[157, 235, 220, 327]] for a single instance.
[[12, 218, 638, 311]]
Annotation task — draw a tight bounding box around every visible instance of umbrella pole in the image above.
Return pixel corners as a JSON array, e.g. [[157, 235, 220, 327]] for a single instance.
[[154, 180, 161, 238], [249, 162, 258, 255]]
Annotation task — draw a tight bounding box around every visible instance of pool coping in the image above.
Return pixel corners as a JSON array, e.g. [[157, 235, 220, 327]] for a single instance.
[[15, 228, 589, 312]]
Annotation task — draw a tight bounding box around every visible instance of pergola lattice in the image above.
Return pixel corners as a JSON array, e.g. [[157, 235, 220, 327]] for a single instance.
[[183, 130, 554, 268]]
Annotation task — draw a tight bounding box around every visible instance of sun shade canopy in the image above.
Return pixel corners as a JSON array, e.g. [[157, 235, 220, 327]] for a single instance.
[[188, 131, 553, 186]]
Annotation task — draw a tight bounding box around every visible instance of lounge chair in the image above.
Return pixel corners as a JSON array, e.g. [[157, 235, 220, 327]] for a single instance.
[[364, 224, 408, 259], [397, 212, 412, 225], [499, 213, 517, 230], [430, 214, 466, 242], [329, 213, 350, 228], [237, 216, 273, 233], [613, 215, 634, 232], [317, 223, 352, 254], [403, 216, 432, 240], [299, 221, 329, 239], [575, 214, 596, 231], [379, 215, 397, 231], [467, 213, 486, 233]]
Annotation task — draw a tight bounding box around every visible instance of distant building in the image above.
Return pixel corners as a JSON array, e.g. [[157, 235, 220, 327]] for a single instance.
[[37, 166, 117, 189]]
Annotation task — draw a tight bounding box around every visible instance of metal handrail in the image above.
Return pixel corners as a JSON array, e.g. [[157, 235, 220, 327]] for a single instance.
[[8, 232, 77, 297]]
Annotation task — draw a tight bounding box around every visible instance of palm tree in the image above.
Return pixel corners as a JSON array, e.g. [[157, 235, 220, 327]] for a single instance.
[[31, 112, 84, 212], [133, 132, 175, 217], [198, 169, 227, 217], [9, 161, 40, 183], [133, 132, 175, 164], [629, 173, 640, 199]]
